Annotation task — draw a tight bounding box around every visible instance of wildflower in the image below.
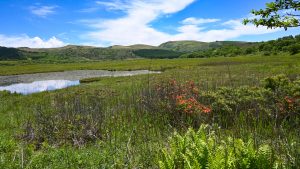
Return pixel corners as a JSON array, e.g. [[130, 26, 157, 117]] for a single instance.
[[284, 96, 297, 109], [178, 99, 186, 105], [202, 107, 212, 113], [176, 95, 183, 100], [285, 96, 293, 104]]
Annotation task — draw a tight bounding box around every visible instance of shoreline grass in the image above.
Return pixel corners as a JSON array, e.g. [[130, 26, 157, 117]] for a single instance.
[[0, 53, 299, 76]]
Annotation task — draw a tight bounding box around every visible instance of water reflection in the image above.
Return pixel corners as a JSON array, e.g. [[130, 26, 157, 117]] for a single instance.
[[0, 80, 80, 95], [0, 70, 160, 86], [0, 70, 161, 95]]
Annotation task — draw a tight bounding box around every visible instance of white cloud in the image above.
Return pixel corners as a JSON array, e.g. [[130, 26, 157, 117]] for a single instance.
[[81, 0, 195, 46], [80, 0, 280, 46], [0, 34, 66, 48], [30, 5, 57, 17], [95, 0, 130, 11], [181, 17, 220, 25], [174, 19, 280, 42]]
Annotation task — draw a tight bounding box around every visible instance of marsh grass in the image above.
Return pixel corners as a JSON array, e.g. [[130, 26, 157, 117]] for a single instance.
[[0, 55, 299, 168], [0, 53, 299, 75]]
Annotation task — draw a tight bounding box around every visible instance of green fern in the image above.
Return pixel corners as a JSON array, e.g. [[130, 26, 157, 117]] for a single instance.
[[159, 125, 288, 169]]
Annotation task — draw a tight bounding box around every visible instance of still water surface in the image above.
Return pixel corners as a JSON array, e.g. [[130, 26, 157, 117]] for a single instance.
[[0, 70, 159, 95], [0, 80, 80, 95]]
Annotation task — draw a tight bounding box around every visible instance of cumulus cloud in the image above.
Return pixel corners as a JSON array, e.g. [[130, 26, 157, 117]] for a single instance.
[[81, 0, 195, 46], [0, 34, 66, 48], [174, 19, 280, 42], [29, 5, 57, 17], [80, 0, 280, 46]]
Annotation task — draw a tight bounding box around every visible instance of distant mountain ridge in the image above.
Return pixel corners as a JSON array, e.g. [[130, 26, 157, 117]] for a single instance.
[[159, 40, 254, 52], [0, 40, 254, 61], [109, 44, 158, 50], [2, 35, 299, 61]]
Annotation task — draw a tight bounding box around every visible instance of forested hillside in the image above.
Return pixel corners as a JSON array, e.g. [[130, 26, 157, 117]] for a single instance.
[[0, 34, 299, 61], [182, 35, 300, 58]]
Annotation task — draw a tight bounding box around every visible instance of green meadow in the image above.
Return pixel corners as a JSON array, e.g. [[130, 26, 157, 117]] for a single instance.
[[0, 54, 300, 168]]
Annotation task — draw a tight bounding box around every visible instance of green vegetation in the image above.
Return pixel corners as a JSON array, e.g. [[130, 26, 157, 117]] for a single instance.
[[182, 34, 300, 58], [0, 53, 299, 168], [1, 34, 299, 62], [133, 49, 182, 59], [159, 126, 293, 169], [0, 47, 25, 60], [0, 53, 299, 75], [244, 0, 300, 30], [159, 41, 211, 52], [0, 45, 158, 61], [110, 44, 157, 50], [159, 40, 251, 53]]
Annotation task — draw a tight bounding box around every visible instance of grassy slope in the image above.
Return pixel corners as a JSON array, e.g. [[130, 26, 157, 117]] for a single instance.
[[159, 41, 211, 52], [0, 53, 299, 75], [159, 40, 252, 52], [0, 54, 299, 168], [110, 44, 158, 49], [0, 40, 255, 61]]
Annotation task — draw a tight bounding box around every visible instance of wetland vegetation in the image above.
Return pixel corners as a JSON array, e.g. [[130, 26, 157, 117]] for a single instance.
[[0, 52, 299, 168], [1, 0, 300, 168]]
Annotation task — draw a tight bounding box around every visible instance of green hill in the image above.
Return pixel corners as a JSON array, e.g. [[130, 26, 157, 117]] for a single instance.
[[0, 44, 165, 61], [159, 41, 210, 52], [159, 40, 253, 52], [0, 47, 25, 60], [133, 49, 182, 59], [0, 34, 299, 61], [0, 44, 174, 61], [0, 46, 138, 61], [110, 44, 158, 50], [181, 35, 300, 58], [209, 41, 255, 48]]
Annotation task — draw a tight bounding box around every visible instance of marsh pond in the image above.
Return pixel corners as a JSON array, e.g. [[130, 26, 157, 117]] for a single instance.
[[0, 70, 160, 95]]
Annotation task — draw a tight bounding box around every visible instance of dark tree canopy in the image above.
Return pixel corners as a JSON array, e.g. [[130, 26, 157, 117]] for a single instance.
[[244, 0, 300, 30]]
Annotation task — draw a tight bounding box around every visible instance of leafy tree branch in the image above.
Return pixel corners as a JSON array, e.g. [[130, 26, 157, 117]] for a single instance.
[[244, 0, 300, 30]]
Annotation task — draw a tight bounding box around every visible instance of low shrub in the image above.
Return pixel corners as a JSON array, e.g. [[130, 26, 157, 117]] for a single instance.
[[143, 74, 300, 128], [142, 80, 212, 129], [21, 94, 105, 148]]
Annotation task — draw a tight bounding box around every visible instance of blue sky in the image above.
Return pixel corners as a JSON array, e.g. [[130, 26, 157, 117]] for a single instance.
[[0, 0, 299, 48]]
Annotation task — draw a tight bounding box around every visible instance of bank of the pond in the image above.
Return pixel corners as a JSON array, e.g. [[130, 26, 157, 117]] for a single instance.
[[0, 70, 161, 94], [0, 70, 161, 86]]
